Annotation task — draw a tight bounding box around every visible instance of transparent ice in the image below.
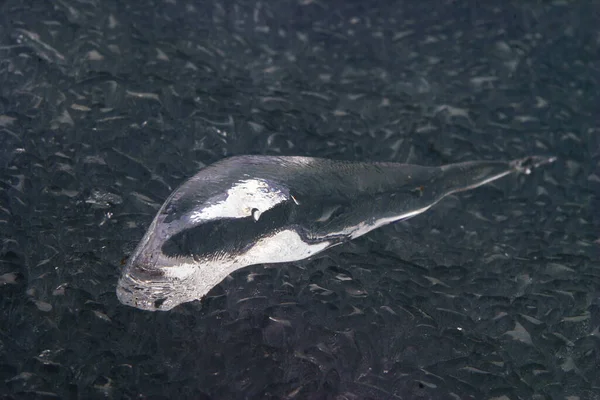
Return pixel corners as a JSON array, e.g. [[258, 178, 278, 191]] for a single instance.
[[116, 155, 555, 311]]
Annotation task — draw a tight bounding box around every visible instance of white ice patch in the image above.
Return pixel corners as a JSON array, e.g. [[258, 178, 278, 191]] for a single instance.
[[349, 205, 433, 239], [189, 178, 289, 222], [161, 260, 198, 280], [240, 229, 330, 266]]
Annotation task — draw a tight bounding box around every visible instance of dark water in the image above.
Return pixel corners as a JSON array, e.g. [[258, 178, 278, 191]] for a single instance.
[[0, 0, 598, 398]]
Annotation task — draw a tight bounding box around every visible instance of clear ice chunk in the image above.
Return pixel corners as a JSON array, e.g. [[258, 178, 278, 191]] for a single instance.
[[116, 155, 556, 311]]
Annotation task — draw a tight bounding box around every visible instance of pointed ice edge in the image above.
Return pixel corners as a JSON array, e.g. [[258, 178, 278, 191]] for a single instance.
[[511, 155, 557, 175]]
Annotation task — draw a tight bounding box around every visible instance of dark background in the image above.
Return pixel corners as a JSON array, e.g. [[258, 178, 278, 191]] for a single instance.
[[1, 0, 598, 399]]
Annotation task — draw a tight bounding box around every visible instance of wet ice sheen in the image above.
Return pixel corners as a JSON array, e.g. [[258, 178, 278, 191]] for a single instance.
[[116, 155, 555, 311]]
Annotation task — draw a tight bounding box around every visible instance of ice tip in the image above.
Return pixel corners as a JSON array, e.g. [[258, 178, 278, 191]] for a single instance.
[[512, 155, 557, 175]]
